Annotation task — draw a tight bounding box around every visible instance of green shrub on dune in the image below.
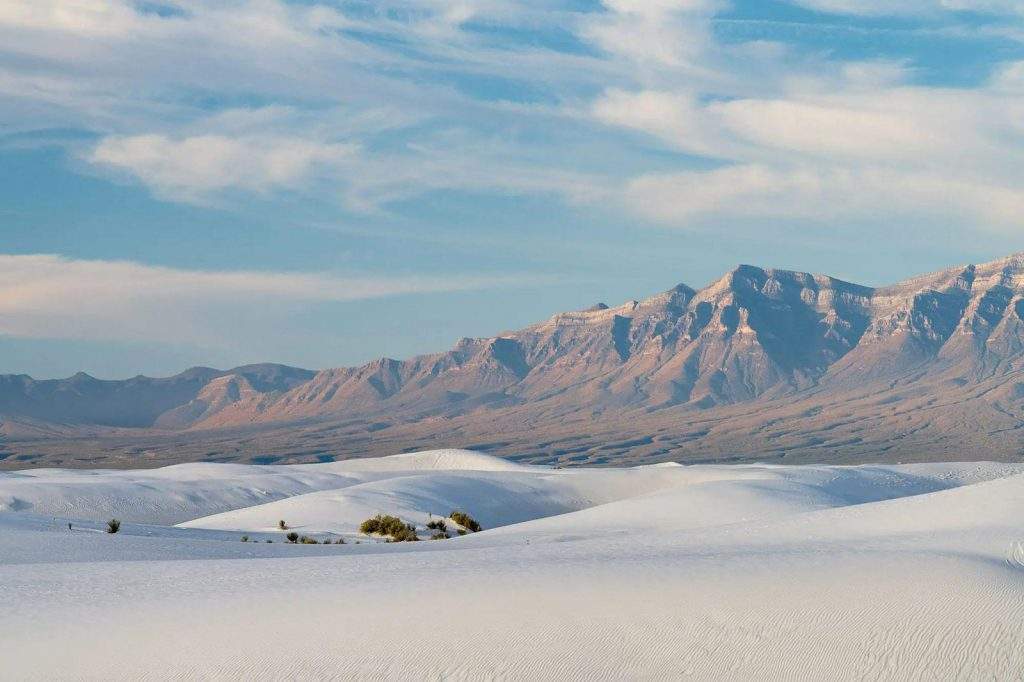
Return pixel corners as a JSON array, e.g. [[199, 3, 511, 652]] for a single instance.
[[359, 514, 419, 542], [449, 511, 482, 533]]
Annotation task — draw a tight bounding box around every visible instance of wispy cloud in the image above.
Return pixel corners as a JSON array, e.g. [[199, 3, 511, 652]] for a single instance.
[[588, 61, 1024, 232], [785, 0, 1024, 17], [624, 165, 1024, 230], [90, 134, 358, 202], [1, 0, 1023, 233], [581, 0, 724, 68], [0, 254, 545, 345]]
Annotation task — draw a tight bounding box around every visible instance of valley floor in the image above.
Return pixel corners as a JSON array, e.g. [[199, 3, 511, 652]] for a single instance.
[[2, 450, 1023, 680]]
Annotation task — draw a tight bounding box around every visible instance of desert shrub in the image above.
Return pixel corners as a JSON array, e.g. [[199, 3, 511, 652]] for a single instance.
[[426, 519, 447, 532], [360, 514, 404, 536], [286, 531, 299, 543], [106, 519, 121, 534], [299, 535, 318, 544], [359, 514, 419, 542], [449, 511, 481, 533], [391, 525, 419, 542], [278, 520, 288, 530], [359, 514, 395, 535], [241, 535, 249, 542]]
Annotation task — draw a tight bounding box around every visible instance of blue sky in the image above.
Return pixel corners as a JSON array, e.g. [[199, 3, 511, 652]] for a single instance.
[[2, 0, 1024, 378]]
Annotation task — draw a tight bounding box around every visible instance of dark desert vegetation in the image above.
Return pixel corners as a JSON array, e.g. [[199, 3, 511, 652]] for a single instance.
[[449, 511, 481, 533], [355, 511, 481, 542], [359, 514, 419, 542]]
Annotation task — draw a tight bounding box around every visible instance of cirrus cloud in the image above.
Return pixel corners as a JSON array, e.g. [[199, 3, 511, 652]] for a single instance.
[[589, 63, 1024, 233], [0, 254, 548, 346], [624, 164, 1024, 230], [1, 0, 1023, 241], [90, 134, 358, 202]]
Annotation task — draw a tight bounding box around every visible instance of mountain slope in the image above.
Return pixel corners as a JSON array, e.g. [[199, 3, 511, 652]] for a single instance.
[[3, 254, 1024, 468], [187, 253, 1024, 427], [0, 364, 314, 429]]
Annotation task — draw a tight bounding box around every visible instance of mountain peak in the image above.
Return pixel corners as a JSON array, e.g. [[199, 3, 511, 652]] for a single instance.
[[6, 252, 1024, 468], [974, 251, 1024, 276]]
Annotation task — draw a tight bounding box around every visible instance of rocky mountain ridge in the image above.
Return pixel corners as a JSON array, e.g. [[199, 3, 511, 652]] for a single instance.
[[4, 253, 1024, 468]]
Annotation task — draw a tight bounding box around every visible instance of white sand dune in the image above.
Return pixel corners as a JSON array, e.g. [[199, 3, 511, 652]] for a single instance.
[[2, 451, 1024, 679], [0, 449, 516, 525]]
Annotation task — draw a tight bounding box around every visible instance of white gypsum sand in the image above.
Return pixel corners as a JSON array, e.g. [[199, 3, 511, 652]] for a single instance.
[[1, 449, 1023, 679]]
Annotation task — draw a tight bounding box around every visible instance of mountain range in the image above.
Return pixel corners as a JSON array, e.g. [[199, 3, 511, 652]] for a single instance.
[[4, 253, 1024, 469]]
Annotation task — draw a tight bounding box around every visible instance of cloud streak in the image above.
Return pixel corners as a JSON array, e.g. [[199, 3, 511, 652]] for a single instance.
[[90, 134, 358, 201], [1, 0, 1023, 234], [589, 62, 1024, 232], [0, 254, 544, 346]]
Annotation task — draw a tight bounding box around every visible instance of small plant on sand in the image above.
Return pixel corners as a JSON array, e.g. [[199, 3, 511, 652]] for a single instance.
[[299, 535, 319, 544], [286, 531, 299, 543], [106, 519, 121, 534], [430, 532, 449, 540], [359, 514, 419, 542], [449, 511, 481, 533], [391, 526, 419, 542], [265, 539, 273, 543], [334, 538, 345, 544], [241, 535, 249, 542], [278, 520, 288, 530]]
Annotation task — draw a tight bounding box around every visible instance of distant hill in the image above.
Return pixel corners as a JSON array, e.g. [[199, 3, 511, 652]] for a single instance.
[[4, 254, 1024, 468], [0, 364, 314, 428]]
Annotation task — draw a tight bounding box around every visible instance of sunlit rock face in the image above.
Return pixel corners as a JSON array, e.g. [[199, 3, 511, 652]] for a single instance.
[[6, 254, 1024, 468]]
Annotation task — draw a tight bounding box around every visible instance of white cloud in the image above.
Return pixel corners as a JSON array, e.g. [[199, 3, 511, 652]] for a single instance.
[[839, 61, 912, 88], [90, 134, 357, 201], [783, 0, 1023, 16], [0, 0, 144, 36], [990, 61, 1024, 92], [1, 0, 1023, 239], [87, 122, 607, 212], [711, 97, 943, 160], [591, 89, 724, 156], [589, 72, 1024, 232], [0, 254, 542, 346], [581, 0, 723, 67], [624, 164, 1024, 230], [0, 0, 352, 44], [592, 83, 1000, 162]]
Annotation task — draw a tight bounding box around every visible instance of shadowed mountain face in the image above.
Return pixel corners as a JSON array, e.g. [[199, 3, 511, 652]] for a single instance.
[[0, 365, 315, 429], [4, 254, 1024, 469]]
